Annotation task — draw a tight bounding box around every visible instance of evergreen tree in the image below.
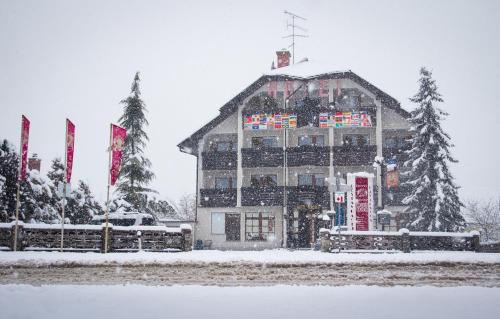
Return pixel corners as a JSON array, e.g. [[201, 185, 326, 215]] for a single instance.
[[0, 140, 19, 222], [19, 169, 60, 223], [66, 180, 103, 224], [46, 158, 65, 214], [116, 72, 155, 212], [402, 67, 465, 232]]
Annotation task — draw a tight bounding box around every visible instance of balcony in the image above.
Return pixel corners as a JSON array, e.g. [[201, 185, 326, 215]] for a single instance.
[[287, 186, 330, 209], [286, 146, 330, 166], [199, 189, 237, 207], [241, 147, 283, 168], [241, 186, 284, 206], [332, 145, 377, 166], [202, 151, 237, 170]]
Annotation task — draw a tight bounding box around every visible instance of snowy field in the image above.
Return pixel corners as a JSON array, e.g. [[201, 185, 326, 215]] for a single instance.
[[1, 250, 499, 267], [0, 284, 499, 319]]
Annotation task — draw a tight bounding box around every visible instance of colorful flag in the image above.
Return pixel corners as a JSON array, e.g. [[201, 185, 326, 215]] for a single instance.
[[19, 115, 30, 181], [386, 170, 399, 189], [267, 114, 275, 129], [110, 124, 126, 186], [259, 115, 268, 130], [289, 114, 297, 128], [65, 119, 75, 183], [319, 112, 328, 128], [274, 114, 282, 129], [282, 114, 289, 128]]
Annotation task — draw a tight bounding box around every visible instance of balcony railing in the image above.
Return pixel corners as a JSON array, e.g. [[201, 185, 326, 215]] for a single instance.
[[384, 185, 411, 206], [201, 151, 237, 170], [287, 185, 330, 209], [241, 147, 283, 168], [241, 186, 284, 206], [287, 146, 330, 166], [383, 147, 410, 165], [332, 145, 377, 166], [199, 188, 237, 207]]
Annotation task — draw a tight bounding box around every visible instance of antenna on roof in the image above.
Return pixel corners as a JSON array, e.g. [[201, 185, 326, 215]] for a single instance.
[[283, 10, 308, 65]]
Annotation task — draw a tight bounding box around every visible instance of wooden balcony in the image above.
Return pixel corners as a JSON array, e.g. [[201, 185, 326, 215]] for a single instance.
[[286, 146, 330, 167], [286, 186, 330, 209], [241, 186, 284, 206], [332, 145, 377, 166], [201, 151, 237, 170], [199, 188, 237, 207], [241, 147, 283, 168]]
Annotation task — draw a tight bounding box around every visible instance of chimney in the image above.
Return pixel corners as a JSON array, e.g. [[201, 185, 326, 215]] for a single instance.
[[276, 49, 291, 68], [28, 154, 41, 172]]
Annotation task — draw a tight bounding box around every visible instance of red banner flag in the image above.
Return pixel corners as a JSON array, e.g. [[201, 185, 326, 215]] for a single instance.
[[110, 124, 126, 186], [355, 176, 369, 231], [66, 119, 75, 183], [19, 115, 30, 181]]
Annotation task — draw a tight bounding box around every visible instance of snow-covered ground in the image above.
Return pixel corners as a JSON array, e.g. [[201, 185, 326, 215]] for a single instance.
[[0, 284, 498, 319], [1, 250, 499, 267]]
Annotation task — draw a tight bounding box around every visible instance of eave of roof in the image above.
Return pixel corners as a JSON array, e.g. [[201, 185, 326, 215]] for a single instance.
[[178, 69, 409, 155]]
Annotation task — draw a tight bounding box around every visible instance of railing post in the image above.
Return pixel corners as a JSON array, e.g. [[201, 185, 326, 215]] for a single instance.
[[137, 231, 142, 251], [400, 228, 410, 253], [181, 225, 192, 251], [101, 224, 113, 253], [471, 231, 480, 252], [319, 228, 331, 252], [11, 223, 24, 251]]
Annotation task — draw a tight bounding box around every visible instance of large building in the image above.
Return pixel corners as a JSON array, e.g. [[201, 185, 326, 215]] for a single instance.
[[178, 51, 412, 250]]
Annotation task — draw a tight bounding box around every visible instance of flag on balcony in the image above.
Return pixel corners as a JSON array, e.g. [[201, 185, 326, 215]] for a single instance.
[[289, 114, 297, 127], [19, 115, 30, 181], [110, 124, 126, 186], [319, 113, 328, 128], [65, 119, 75, 183]]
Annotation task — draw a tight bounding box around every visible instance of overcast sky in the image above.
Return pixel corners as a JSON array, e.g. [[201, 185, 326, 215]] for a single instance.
[[1, 0, 499, 204]]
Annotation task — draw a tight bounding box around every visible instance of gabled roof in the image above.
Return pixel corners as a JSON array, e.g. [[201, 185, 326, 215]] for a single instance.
[[178, 61, 409, 155]]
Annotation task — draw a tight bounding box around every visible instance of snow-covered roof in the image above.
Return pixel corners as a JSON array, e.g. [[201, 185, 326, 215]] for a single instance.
[[264, 59, 349, 78]]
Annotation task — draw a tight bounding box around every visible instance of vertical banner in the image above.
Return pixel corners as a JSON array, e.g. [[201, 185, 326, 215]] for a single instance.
[[355, 177, 369, 231], [19, 115, 30, 181], [110, 124, 126, 186], [386, 170, 399, 189], [65, 119, 75, 183]]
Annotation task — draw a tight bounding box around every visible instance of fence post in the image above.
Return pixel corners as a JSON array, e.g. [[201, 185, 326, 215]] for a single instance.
[[180, 224, 192, 251], [11, 223, 24, 251], [137, 231, 142, 251], [319, 228, 331, 252], [399, 228, 410, 253], [101, 224, 113, 253], [470, 231, 480, 252]]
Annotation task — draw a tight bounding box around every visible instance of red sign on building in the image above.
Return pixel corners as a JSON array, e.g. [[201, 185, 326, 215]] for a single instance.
[[355, 177, 369, 231]]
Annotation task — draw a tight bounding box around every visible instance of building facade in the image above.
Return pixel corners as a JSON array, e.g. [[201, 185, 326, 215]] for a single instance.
[[178, 53, 412, 250]]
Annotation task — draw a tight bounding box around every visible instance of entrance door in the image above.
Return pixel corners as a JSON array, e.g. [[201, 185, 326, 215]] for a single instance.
[[297, 211, 311, 248], [225, 213, 240, 241]]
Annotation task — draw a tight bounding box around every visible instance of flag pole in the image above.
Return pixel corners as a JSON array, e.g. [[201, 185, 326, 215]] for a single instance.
[[60, 120, 68, 252], [104, 124, 112, 253], [13, 116, 25, 252]]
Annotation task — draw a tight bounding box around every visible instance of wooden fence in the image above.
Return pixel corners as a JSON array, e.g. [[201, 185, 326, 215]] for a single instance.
[[0, 222, 192, 252], [320, 229, 482, 253]]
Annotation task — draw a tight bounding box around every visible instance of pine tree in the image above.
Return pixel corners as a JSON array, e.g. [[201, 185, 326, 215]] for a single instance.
[[66, 180, 103, 224], [116, 72, 155, 212], [402, 67, 465, 232], [0, 140, 19, 222], [19, 169, 60, 223]]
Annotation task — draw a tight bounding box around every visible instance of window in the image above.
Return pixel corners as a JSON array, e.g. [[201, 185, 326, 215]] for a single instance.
[[251, 174, 278, 187], [298, 135, 325, 146], [215, 176, 236, 189], [245, 212, 275, 241], [384, 136, 412, 148], [225, 213, 240, 241], [343, 134, 369, 147], [211, 212, 225, 234], [252, 136, 279, 149], [210, 141, 236, 152], [298, 174, 325, 187]]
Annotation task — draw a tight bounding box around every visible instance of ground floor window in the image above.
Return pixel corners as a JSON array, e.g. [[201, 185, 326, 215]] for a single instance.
[[211, 212, 225, 234], [245, 212, 275, 241]]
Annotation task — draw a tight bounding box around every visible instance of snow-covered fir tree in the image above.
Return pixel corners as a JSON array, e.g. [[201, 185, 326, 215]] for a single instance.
[[402, 67, 465, 232], [66, 180, 103, 224], [115, 72, 155, 212], [0, 139, 19, 222], [20, 169, 60, 223]]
